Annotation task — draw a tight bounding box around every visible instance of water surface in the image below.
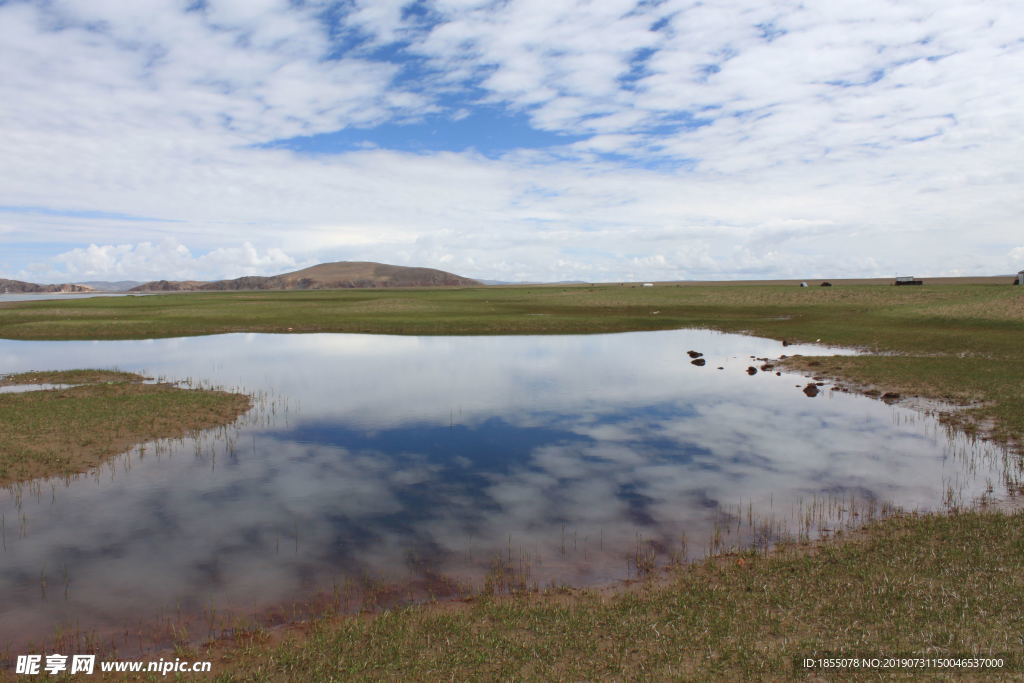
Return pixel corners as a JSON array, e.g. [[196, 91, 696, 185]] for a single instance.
[[0, 292, 151, 304], [0, 330, 1016, 649]]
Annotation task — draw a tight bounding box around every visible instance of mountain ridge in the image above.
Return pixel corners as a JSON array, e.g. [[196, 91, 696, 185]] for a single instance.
[[0, 278, 95, 294], [129, 261, 480, 292]]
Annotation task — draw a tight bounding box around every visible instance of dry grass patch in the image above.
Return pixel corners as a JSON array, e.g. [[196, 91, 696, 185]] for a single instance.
[[0, 369, 144, 386], [904, 295, 1024, 322]]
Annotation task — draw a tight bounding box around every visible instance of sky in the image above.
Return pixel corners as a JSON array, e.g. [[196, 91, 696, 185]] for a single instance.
[[1, 0, 1022, 284]]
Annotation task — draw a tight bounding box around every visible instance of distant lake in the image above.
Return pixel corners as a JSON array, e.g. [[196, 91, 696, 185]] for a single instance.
[[0, 292, 151, 303], [0, 330, 1015, 650]]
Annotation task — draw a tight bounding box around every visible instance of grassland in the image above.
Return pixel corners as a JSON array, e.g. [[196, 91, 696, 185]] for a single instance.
[[0, 370, 250, 486], [0, 283, 1018, 345]]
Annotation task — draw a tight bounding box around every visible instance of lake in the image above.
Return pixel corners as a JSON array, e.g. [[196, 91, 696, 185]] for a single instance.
[[0, 329, 1015, 651], [0, 293, 148, 304]]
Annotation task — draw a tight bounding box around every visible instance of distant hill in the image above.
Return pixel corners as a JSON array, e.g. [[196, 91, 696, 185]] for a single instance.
[[129, 280, 209, 292], [76, 280, 143, 292], [130, 261, 480, 292], [0, 278, 94, 294]]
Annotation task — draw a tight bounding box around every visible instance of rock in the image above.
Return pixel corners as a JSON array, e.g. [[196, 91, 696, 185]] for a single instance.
[[782, 340, 790, 346], [881, 392, 901, 402], [686, 350, 703, 358], [776, 372, 782, 376], [746, 366, 757, 375], [803, 383, 820, 397], [760, 363, 775, 371], [691, 358, 706, 366]]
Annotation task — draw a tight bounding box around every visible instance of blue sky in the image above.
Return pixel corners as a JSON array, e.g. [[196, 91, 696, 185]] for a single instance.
[[1, 0, 1022, 283], [260, 109, 589, 158]]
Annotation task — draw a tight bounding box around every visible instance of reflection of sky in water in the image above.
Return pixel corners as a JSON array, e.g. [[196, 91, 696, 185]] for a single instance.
[[0, 330, 1016, 647]]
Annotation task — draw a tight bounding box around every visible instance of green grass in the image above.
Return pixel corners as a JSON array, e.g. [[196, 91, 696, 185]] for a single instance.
[[0, 371, 250, 486], [3, 283, 1022, 442], [200, 510, 1023, 681], [0, 284, 1018, 351]]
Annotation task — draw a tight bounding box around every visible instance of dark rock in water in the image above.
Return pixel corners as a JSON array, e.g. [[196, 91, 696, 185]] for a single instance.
[[717, 367, 724, 370], [760, 363, 775, 371], [691, 358, 706, 366], [881, 392, 901, 402], [687, 350, 703, 358], [782, 340, 790, 346], [803, 383, 820, 397], [746, 366, 757, 375], [776, 372, 782, 376]]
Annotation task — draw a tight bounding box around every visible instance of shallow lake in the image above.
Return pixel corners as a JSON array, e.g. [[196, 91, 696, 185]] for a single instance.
[[0, 329, 1017, 650], [0, 292, 148, 304]]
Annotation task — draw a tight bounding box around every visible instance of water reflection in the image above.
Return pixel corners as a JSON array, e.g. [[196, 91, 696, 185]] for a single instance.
[[0, 330, 1018, 649], [0, 384, 77, 394]]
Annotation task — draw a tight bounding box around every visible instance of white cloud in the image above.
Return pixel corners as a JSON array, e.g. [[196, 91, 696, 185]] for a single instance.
[[0, 0, 1021, 282], [29, 240, 300, 282]]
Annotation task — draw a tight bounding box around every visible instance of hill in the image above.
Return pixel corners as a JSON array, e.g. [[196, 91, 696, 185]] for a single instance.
[[76, 280, 143, 291], [130, 262, 479, 292], [0, 278, 94, 294]]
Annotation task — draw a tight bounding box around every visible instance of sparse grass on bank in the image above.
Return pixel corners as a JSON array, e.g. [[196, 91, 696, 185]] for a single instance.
[[197, 510, 1023, 681], [0, 370, 250, 487]]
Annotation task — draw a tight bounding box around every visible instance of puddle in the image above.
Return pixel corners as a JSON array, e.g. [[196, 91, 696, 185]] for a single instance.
[[0, 384, 79, 394], [0, 329, 1018, 651]]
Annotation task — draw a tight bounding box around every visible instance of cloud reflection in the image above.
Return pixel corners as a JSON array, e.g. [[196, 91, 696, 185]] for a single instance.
[[0, 330, 1011, 647]]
